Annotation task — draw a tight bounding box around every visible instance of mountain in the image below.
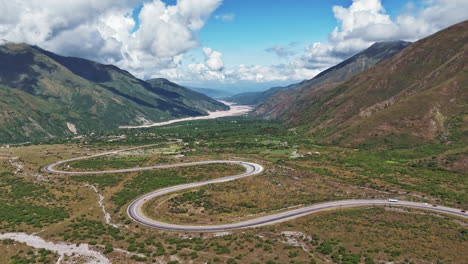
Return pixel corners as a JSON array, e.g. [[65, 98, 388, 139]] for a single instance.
[[0, 43, 228, 142], [146, 78, 227, 111], [228, 40, 411, 107], [188, 87, 234, 98], [224, 81, 307, 106], [253, 40, 411, 119], [253, 21, 468, 148]]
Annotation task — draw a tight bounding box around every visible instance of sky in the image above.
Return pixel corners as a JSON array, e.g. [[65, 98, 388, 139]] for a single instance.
[[1, 0, 467, 92]]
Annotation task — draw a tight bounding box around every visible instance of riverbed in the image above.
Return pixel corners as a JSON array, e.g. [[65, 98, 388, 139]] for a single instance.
[[119, 101, 252, 129]]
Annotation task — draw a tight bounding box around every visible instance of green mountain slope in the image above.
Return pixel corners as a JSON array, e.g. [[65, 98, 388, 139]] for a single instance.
[[255, 21, 468, 148], [0, 43, 228, 142], [252, 40, 410, 118], [146, 78, 227, 112]]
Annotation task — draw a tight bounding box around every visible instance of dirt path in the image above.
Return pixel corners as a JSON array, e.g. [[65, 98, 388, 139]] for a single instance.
[[0, 233, 109, 264], [85, 184, 119, 228]]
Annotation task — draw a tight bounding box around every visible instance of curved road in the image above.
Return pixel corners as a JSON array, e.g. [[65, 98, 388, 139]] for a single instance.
[[45, 145, 467, 232]]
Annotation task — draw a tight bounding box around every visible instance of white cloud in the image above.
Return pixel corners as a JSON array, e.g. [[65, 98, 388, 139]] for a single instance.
[[265, 45, 296, 58], [203, 47, 224, 71], [185, 0, 468, 87], [0, 0, 134, 49], [163, 50, 318, 85], [0, 0, 466, 89], [225, 64, 319, 83], [302, 0, 468, 70], [183, 47, 225, 82], [118, 0, 222, 77], [0, 0, 222, 79], [214, 13, 235, 22]]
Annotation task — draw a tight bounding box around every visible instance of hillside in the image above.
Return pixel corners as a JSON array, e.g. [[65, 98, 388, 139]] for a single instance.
[[254, 21, 468, 148], [146, 78, 226, 111], [225, 81, 306, 106], [252, 40, 410, 118], [230, 41, 409, 106], [0, 43, 228, 142]]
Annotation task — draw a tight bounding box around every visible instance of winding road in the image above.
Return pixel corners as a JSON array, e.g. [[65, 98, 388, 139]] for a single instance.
[[45, 145, 467, 232]]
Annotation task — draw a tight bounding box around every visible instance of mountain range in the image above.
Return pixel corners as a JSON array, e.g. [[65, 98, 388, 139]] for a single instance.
[[187, 87, 234, 98], [253, 20, 468, 148], [224, 81, 307, 106], [0, 43, 227, 142], [227, 40, 410, 106]]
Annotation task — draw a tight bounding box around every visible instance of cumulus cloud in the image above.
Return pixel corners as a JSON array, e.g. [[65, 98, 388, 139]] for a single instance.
[[0, 0, 221, 79], [167, 49, 316, 85], [1, 0, 467, 88], [179, 47, 226, 82], [0, 0, 135, 59], [203, 47, 224, 71], [187, 0, 468, 87], [302, 0, 468, 70], [120, 0, 222, 77], [184, 0, 468, 87]]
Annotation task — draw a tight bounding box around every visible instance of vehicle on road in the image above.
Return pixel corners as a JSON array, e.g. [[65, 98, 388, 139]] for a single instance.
[[461, 210, 466, 213], [388, 198, 399, 202], [432, 204, 438, 207]]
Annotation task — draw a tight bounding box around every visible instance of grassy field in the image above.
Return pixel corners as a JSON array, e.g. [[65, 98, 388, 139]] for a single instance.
[[64, 155, 149, 171], [142, 162, 386, 224], [0, 117, 466, 263], [0, 240, 58, 264], [110, 163, 245, 210], [145, 139, 467, 225]]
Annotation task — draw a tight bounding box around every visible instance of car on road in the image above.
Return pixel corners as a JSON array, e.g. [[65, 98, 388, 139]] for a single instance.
[[461, 210, 466, 213], [432, 204, 438, 207], [388, 198, 399, 202]]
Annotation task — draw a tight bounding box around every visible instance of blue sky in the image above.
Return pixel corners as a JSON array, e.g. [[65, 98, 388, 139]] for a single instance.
[[171, 0, 447, 90], [135, 0, 419, 68], [2, 0, 467, 92], [201, 0, 430, 67], [200, 0, 345, 67]]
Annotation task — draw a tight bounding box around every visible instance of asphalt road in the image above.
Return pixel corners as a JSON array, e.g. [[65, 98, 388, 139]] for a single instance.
[[44, 145, 468, 232]]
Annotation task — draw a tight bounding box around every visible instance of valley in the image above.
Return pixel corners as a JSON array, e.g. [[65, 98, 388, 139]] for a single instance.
[[0, 9, 466, 264], [0, 117, 466, 264], [120, 102, 252, 129]]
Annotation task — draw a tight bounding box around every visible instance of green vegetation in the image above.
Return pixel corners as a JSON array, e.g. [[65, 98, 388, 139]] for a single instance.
[[10, 248, 57, 264], [96, 118, 467, 226], [0, 43, 230, 143], [0, 172, 69, 228], [112, 163, 244, 209], [252, 22, 468, 150], [0, 115, 466, 264], [0, 204, 68, 228], [1, 21, 467, 264], [59, 218, 123, 241], [284, 207, 467, 263], [168, 189, 212, 212], [73, 174, 124, 188], [111, 170, 187, 208], [65, 156, 148, 171], [288, 144, 467, 206]]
